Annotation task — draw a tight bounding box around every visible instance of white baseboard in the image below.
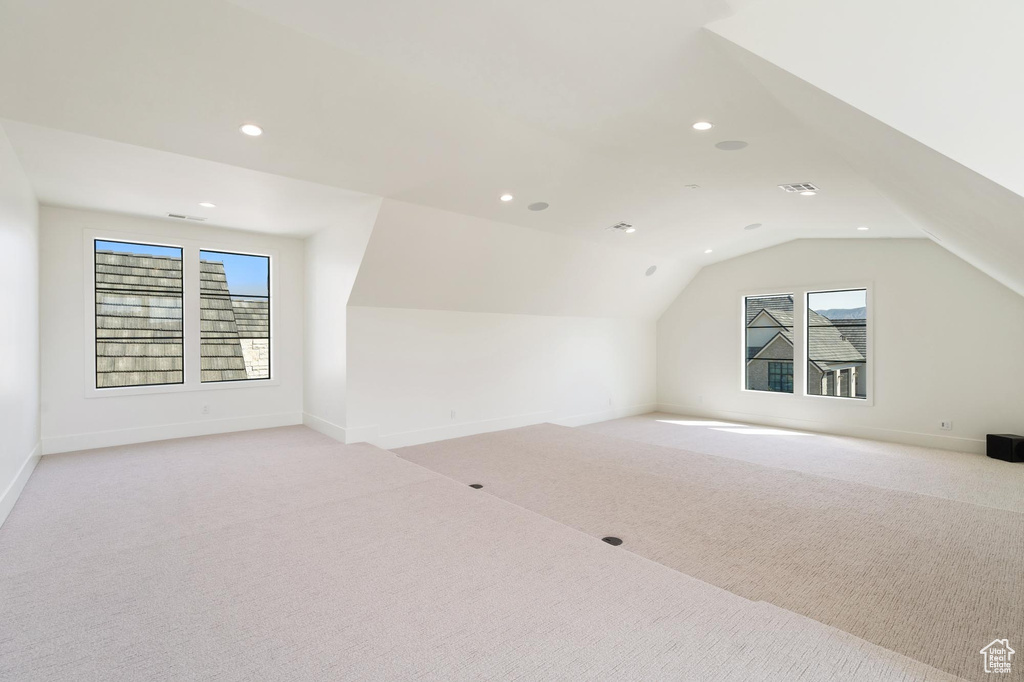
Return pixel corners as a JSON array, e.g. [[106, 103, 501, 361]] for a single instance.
[[655, 402, 986, 454], [302, 413, 347, 443], [42, 412, 304, 455], [553, 402, 657, 428], [1, 442, 41, 528]]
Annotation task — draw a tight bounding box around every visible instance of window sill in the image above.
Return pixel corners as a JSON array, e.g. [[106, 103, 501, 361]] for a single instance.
[[84, 377, 280, 399]]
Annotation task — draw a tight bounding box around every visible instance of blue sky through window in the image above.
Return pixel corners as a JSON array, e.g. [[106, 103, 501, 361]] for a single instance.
[[809, 289, 865, 312], [201, 250, 269, 297], [96, 240, 181, 259]]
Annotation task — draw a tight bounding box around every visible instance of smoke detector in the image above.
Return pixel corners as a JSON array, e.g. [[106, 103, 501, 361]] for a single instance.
[[778, 182, 819, 193]]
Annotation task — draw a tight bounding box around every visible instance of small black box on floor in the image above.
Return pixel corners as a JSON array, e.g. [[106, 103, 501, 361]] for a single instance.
[[986, 434, 1024, 463]]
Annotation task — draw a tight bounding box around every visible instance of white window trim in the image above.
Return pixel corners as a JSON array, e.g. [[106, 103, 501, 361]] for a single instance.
[[739, 289, 800, 398], [802, 285, 874, 406], [83, 228, 279, 399], [739, 282, 874, 406]]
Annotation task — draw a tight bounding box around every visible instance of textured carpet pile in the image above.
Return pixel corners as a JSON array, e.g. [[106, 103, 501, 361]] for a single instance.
[[0, 426, 965, 681], [398, 422, 1024, 681]]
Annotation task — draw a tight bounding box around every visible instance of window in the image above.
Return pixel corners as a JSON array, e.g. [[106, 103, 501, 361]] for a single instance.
[[768, 361, 793, 393], [744, 294, 794, 393], [94, 240, 183, 388], [200, 250, 270, 382], [807, 289, 867, 399]]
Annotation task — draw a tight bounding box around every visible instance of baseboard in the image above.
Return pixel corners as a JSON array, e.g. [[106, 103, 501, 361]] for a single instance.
[[553, 403, 658, 428], [655, 402, 986, 454], [0, 442, 41, 528], [302, 413, 346, 443], [360, 410, 556, 450], [42, 412, 304, 455]]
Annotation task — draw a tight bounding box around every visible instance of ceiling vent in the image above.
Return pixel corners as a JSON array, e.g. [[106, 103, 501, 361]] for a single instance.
[[607, 222, 634, 232], [778, 182, 819, 193], [167, 213, 207, 222]]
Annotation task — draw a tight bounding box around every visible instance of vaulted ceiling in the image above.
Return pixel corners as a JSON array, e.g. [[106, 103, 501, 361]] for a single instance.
[[0, 0, 1020, 316]]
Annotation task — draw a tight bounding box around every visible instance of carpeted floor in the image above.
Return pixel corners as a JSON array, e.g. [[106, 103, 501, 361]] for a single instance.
[[397, 422, 1024, 681], [582, 413, 1024, 513], [0, 426, 961, 681]]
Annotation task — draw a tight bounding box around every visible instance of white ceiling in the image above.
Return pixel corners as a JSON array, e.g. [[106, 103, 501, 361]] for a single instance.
[[0, 0, 924, 268], [707, 0, 1024, 297], [1, 120, 378, 237]]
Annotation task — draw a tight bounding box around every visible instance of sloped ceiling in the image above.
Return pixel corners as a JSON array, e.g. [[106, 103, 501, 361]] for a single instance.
[[0, 0, 921, 263], [0, 120, 378, 237], [349, 199, 693, 320], [708, 0, 1024, 199], [707, 0, 1024, 297]]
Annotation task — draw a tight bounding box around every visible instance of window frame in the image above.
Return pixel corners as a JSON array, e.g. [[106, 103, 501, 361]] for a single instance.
[[93, 238, 185, 390], [82, 228, 279, 398], [739, 283, 874, 407], [803, 287, 873, 404], [198, 248, 272, 384], [740, 290, 797, 398], [767, 361, 794, 393]]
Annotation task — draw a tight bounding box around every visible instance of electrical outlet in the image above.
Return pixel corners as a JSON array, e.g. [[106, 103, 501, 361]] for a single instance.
[[201, 404, 210, 415], [939, 420, 953, 431]]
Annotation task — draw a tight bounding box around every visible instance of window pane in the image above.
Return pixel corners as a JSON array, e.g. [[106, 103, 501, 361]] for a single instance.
[[745, 294, 794, 393], [807, 289, 867, 399], [200, 250, 270, 382], [95, 240, 183, 388]]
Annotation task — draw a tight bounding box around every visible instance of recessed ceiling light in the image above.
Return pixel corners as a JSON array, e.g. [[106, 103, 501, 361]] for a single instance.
[[500, 194, 514, 202], [857, 226, 870, 231], [527, 202, 549, 211], [704, 249, 713, 254], [800, 191, 817, 196], [625, 227, 637, 234], [744, 223, 762, 231], [239, 123, 263, 137], [715, 140, 748, 151], [692, 121, 714, 131], [198, 202, 217, 208]]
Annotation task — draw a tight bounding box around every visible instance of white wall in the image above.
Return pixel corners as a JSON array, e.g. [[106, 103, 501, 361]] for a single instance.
[[658, 239, 1024, 453], [302, 197, 381, 441], [343, 199, 668, 448], [0, 123, 40, 524], [39, 206, 305, 453], [347, 307, 656, 449], [349, 199, 693, 320]]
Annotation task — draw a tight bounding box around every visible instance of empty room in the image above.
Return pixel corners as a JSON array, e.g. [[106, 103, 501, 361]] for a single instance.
[[1, 1, 1022, 680]]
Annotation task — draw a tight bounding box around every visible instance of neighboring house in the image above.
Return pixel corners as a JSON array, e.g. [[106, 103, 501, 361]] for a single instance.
[[95, 250, 268, 388], [745, 295, 866, 397]]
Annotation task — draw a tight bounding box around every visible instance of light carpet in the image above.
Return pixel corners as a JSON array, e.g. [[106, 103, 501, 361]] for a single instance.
[[0, 427, 960, 681], [583, 413, 1024, 513], [397, 424, 1023, 681]]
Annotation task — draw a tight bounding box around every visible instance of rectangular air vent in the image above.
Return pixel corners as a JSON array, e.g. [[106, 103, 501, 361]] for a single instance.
[[167, 213, 207, 222], [778, 182, 819, 193]]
